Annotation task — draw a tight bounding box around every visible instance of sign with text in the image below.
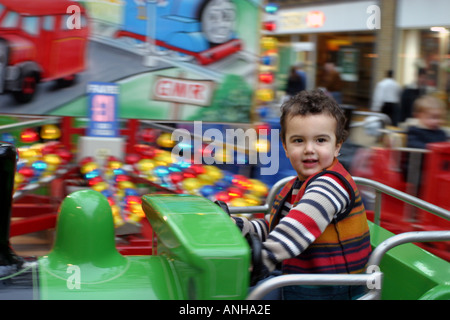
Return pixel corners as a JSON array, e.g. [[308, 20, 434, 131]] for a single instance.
[[87, 82, 119, 137], [153, 76, 215, 107], [338, 47, 359, 82], [275, 1, 378, 34]]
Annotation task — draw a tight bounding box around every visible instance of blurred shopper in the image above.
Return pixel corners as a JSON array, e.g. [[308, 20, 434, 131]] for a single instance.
[[371, 70, 402, 126], [407, 95, 448, 149], [285, 65, 305, 98], [319, 62, 343, 103], [296, 63, 307, 90], [403, 95, 448, 193], [400, 68, 428, 123]]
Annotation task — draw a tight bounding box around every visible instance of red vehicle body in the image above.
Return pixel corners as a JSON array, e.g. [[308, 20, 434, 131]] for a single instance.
[[0, 0, 89, 103], [350, 142, 450, 261]]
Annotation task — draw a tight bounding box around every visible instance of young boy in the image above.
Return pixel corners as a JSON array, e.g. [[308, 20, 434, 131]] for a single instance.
[[234, 90, 371, 300], [407, 95, 448, 149]]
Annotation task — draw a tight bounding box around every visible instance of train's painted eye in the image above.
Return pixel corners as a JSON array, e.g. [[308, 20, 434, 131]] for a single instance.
[[223, 9, 235, 22], [201, 0, 236, 44]]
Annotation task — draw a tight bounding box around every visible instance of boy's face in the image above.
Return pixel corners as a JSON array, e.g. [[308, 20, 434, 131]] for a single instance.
[[282, 113, 342, 180], [417, 108, 444, 130]]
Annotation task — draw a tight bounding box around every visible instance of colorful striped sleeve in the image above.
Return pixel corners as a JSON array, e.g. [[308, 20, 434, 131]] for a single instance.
[[233, 216, 269, 241], [261, 174, 351, 272]]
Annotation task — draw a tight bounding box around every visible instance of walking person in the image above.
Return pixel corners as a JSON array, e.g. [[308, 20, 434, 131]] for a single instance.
[[371, 70, 402, 126]]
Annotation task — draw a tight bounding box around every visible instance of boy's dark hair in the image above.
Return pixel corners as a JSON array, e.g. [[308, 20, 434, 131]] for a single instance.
[[280, 89, 349, 144]]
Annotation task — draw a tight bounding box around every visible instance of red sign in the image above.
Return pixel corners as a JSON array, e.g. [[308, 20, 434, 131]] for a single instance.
[[153, 76, 215, 107]]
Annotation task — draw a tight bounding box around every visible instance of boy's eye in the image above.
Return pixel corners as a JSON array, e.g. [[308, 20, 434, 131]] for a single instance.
[[292, 138, 303, 143], [317, 138, 327, 143]]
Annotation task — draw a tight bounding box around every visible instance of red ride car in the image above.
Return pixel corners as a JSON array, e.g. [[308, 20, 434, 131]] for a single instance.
[[0, 0, 89, 103]]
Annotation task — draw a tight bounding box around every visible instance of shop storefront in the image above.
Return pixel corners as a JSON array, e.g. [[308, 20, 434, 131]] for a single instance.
[[268, 0, 379, 107], [396, 0, 450, 100]]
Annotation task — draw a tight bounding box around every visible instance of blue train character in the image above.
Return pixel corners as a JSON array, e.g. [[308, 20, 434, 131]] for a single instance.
[[115, 0, 242, 65]]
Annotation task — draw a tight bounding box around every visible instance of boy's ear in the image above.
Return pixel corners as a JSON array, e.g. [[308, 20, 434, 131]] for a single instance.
[[334, 142, 343, 158], [282, 141, 289, 158]]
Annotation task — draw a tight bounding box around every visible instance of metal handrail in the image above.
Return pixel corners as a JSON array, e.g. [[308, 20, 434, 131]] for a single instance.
[[236, 176, 450, 300], [247, 272, 382, 300], [0, 115, 60, 133], [229, 176, 450, 224], [350, 110, 392, 128], [367, 230, 450, 268], [247, 230, 450, 300], [353, 177, 450, 225]]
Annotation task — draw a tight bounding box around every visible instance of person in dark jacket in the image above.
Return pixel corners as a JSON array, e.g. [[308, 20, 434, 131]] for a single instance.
[[285, 66, 305, 97], [403, 95, 448, 192], [407, 95, 448, 149], [400, 68, 428, 123]]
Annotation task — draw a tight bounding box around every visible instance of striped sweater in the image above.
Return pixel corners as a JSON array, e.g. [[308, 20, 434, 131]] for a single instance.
[[235, 159, 371, 276]]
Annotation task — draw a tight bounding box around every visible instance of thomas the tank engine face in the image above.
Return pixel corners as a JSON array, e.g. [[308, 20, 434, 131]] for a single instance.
[[201, 0, 236, 45]]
